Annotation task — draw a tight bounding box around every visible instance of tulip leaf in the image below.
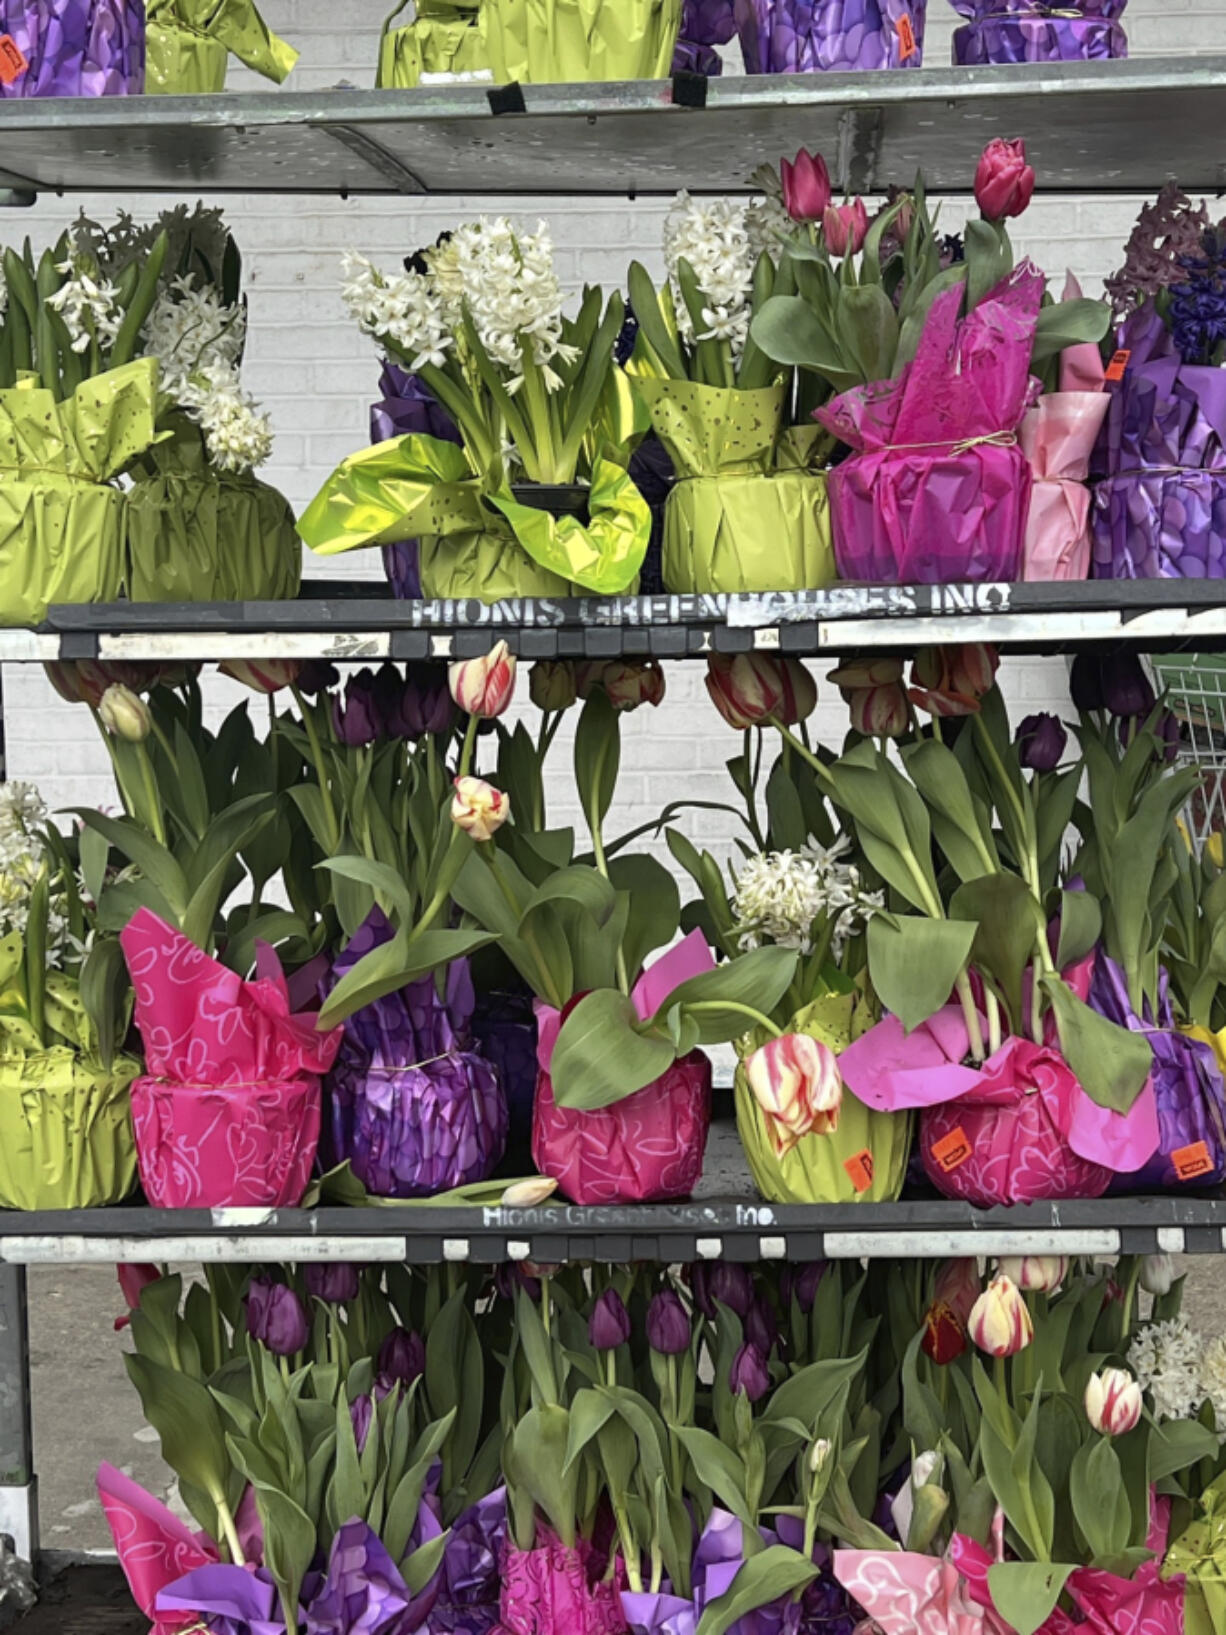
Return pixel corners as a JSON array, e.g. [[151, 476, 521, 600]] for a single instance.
[[901, 740, 998, 884], [563, 1387, 618, 1475], [69, 809, 189, 920], [123, 1355, 236, 1537], [402, 1529, 448, 1593], [950, 874, 1045, 1033], [987, 1563, 1075, 1635], [655, 945, 797, 1042], [1070, 1438, 1130, 1561], [841, 284, 900, 385], [574, 689, 621, 832], [551, 988, 677, 1109], [1040, 977, 1153, 1114], [317, 927, 496, 1030], [1055, 890, 1102, 974], [749, 294, 855, 387], [1149, 1416, 1222, 1480], [1032, 297, 1111, 362], [671, 1426, 754, 1530], [696, 1546, 820, 1635], [504, 1405, 579, 1548], [320, 854, 419, 927], [964, 219, 1013, 314], [866, 915, 977, 1033], [424, 1290, 482, 1493], [254, 1483, 317, 1629], [517, 865, 618, 931], [608, 854, 681, 984]]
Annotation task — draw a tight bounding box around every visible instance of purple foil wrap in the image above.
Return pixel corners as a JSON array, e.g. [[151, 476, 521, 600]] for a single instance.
[[471, 988, 538, 1160], [953, 16, 1126, 61], [628, 434, 673, 596], [680, 0, 737, 43], [671, 36, 724, 71], [0, 0, 145, 96], [433, 1489, 508, 1635], [1088, 953, 1226, 1192], [1091, 305, 1226, 580], [325, 910, 508, 1200], [735, 0, 927, 73], [371, 364, 461, 603]]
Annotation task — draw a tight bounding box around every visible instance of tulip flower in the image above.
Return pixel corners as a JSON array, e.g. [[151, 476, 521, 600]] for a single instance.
[[909, 644, 999, 717], [449, 640, 516, 718], [601, 660, 667, 712], [295, 660, 340, 696], [829, 657, 904, 692], [808, 1437, 832, 1475], [780, 148, 832, 224], [689, 1261, 754, 1320], [1085, 1367, 1143, 1437], [452, 775, 510, 842], [1015, 712, 1067, 773], [998, 1255, 1068, 1294], [744, 1033, 843, 1157], [245, 1279, 310, 1357], [967, 1275, 1033, 1358], [1141, 1253, 1175, 1296], [114, 1263, 160, 1332], [304, 1263, 360, 1303], [1208, 833, 1224, 870], [729, 1342, 770, 1402], [974, 137, 1036, 222], [921, 1300, 968, 1366], [45, 659, 154, 708], [646, 1290, 691, 1356], [707, 653, 815, 730], [220, 659, 304, 695], [589, 1288, 632, 1352], [399, 663, 456, 736], [494, 1263, 542, 1302], [848, 684, 909, 739], [822, 198, 869, 257], [377, 1327, 426, 1386], [98, 684, 152, 743], [331, 669, 384, 747], [792, 1261, 826, 1315], [350, 1395, 374, 1455], [1070, 653, 1156, 719], [777, 658, 818, 726], [746, 1298, 779, 1357], [500, 1176, 559, 1207], [529, 661, 578, 713]]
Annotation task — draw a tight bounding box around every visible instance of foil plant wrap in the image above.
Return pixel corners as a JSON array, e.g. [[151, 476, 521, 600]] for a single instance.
[[737, 0, 927, 71], [434, 1489, 508, 1635], [673, 0, 736, 70], [1166, 1475, 1226, 1635], [0, 0, 144, 95], [494, 1529, 627, 1635], [471, 987, 539, 1164], [950, 0, 1126, 64], [0, 1049, 140, 1211], [1091, 305, 1226, 580], [733, 990, 911, 1205], [480, 0, 683, 83], [98, 1464, 219, 1635], [120, 907, 342, 1209], [370, 365, 461, 601], [145, 0, 298, 92], [1088, 953, 1226, 1192], [379, 0, 487, 87], [817, 264, 1043, 585], [325, 910, 508, 1200]]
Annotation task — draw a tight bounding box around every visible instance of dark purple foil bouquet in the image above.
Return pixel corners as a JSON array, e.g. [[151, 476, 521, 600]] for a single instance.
[[325, 909, 508, 1199], [950, 0, 1126, 65], [737, 0, 927, 72], [1091, 301, 1226, 580], [371, 363, 462, 600], [0, 0, 144, 95]]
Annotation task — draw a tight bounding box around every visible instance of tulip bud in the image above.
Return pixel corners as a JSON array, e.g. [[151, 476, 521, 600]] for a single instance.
[[98, 684, 152, 743], [706, 653, 815, 730], [46, 660, 152, 708], [829, 657, 904, 691], [296, 660, 340, 697], [377, 1327, 426, 1386], [793, 1261, 826, 1315], [1084, 1367, 1143, 1437], [331, 668, 384, 747], [808, 1436, 832, 1475], [997, 1256, 1068, 1294], [500, 1176, 558, 1207], [114, 1263, 161, 1332], [744, 1034, 842, 1158], [689, 1261, 754, 1320], [588, 1288, 632, 1352], [1140, 1254, 1175, 1296], [529, 661, 578, 713], [967, 1275, 1033, 1358], [777, 659, 818, 726], [974, 137, 1036, 222], [1207, 833, 1224, 871], [848, 684, 909, 739], [304, 1263, 361, 1304], [910, 644, 999, 718], [399, 663, 456, 737], [451, 775, 510, 842], [1015, 713, 1068, 773], [822, 198, 869, 257], [245, 1279, 310, 1357], [449, 640, 517, 718], [745, 1297, 779, 1358], [350, 1394, 374, 1455], [219, 659, 303, 695], [601, 660, 666, 713], [729, 1341, 770, 1402], [646, 1290, 692, 1355], [780, 148, 832, 224], [921, 1302, 968, 1366]]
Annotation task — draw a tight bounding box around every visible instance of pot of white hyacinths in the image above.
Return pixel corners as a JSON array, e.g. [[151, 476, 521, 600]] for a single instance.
[[300, 214, 653, 604]]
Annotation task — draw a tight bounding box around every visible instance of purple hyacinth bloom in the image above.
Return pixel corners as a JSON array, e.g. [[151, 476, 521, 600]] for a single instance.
[[646, 1290, 691, 1355], [304, 1263, 360, 1304], [1016, 712, 1068, 772], [378, 1327, 426, 1387], [589, 1289, 632, 1352], [745, 1297, 779, 1357], [245, 1279, 310, 1357], [331, 668, 384, 746], [729, 1342, 770, 1402], [350, 1394, 374, 1455]]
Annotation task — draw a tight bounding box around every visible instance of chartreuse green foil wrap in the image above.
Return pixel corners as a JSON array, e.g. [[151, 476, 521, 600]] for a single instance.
[[379, 1, 488, 86], [300, 432, 649, 599], [146, 0, 299, 91], [1165, 1474, 1226, 1635], [0, 360, 159, 629], [482, 0, 681, 82], [0, 935, 138, 1211], [125, 420, 302, 602], [636, 378, 836, 594], [418, 528, 573, 601], [734, 990, 911, 1206]]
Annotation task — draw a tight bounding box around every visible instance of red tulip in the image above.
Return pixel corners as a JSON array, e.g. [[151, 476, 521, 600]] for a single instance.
[[114, 1263, 161, 1332], [780, 148, 832, 224], [974, 138, 1036, 222], [921, 1301, 968, 1365], [821, 198, 869, 258], [448, 640, 517, 718]]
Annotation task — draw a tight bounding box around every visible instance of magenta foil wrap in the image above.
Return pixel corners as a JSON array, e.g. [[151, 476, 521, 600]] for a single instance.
[[324, 911, 508, 1200], [0, 0, 144, 95], [736, 0, 927, 72]]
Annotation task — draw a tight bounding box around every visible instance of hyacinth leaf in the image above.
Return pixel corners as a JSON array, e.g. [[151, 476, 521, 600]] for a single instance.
[[1040, 977, 1153, 1114], [696, 1546, 820, 1635], [551, 988, 676, 1109], [867, 915, 977, 1034], [987, 1564, 1075, 1635]]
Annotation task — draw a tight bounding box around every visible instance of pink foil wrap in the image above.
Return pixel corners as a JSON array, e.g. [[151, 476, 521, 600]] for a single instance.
[[1019, 393, 1110, 581], [97, 1463, 218, 1635], [494, 1532, 628, 1635], [121, 908, 342, 1209], [817, 265, 1043, 584], [832, 1548, 992, 1633]]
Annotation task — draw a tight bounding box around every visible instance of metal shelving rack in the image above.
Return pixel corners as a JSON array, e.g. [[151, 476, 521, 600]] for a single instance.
[[1, 60, 1224, 1572]]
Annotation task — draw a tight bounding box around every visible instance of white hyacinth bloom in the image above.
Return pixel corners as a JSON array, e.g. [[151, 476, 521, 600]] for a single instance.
[[47, 255, 122, 354], [1128, 1318, 1205, 1422], [178, 361, 273, 474], [664, 192, 776, 365], [732, 835, 882, 957], [0, 784, 69, 957]]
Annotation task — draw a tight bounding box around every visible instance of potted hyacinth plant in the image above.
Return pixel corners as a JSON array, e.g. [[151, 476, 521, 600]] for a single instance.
[[299, 216, 652, 602]]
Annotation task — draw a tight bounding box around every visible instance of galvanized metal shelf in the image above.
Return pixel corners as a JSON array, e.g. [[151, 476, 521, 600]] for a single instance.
[[13, 578, 1226, 664], [0, 57, 1224, 202]]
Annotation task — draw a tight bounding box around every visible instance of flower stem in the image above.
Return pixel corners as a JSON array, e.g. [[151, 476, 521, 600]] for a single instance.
[[955, 972, 987, 1065], [291, 685, 341, 854]]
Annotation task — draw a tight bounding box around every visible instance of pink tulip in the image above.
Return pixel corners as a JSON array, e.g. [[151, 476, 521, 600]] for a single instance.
[[706, 654, 816, 730], [744, 1033, 843, 1158], [451, 776, 510, 842], [848, 684, 909, 739], [114, 1264, 161, 1332], [974, 137, 1036, 222], [821, 198, 869, 258], [600, 660, 667, 712], [967, 1274, 1033, 1358], [1084, 1368, 1143, 1437], [449, 640, 517, 718], [780, 148, 832, 224]]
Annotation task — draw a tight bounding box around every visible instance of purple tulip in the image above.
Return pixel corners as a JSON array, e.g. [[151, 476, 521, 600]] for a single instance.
[[494, 1263, 542, 1302], [304, 1263, 360, 1304], [245, 1279, 310, 1357], [350, 1394, 374, 1455], [646, 1290, 691, 1356], [1119, 709, 1183, 764], [689, 1262, 754, 1320], [793, 1261, 827, 1315], [296, 660, 341, 696], [745, 1298, 779, 1358], [378, 1327, 426, 1387], [589, 1289, 632, 1352], [332, 668, 384, 746], [729, 1342, 770, 1403], [401, 664, 457, 736], [1070, 654, 1156, 719], [1016, 712, 1068, 773]]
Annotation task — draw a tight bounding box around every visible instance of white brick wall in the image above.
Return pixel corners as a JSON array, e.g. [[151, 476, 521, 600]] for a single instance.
[[1, 0, 1208, 848]]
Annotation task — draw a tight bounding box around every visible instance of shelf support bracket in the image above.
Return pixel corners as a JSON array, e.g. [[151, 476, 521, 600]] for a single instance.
[[836, 106, 884, 197], [320, 124, 426, 194]]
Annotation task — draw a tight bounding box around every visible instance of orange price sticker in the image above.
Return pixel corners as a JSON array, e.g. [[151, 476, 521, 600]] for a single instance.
[[843, 1149, 875, 1194], [1173, 1140, 1214, 1182], [0, 35, 27, 83], [1105, 348, 1132, 383], [896, 12, 917, 59], [931, 1126, 972, 1174]]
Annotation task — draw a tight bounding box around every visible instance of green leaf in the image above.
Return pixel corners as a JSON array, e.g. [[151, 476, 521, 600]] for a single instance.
[[574, 689, 621, 832], [696, 1547, 820, 1635], [517, 866, 618, 932], [1149, 1416, 1222, 1479], [866, 915, 976, 1033], [401, 1529, 449, 1591], [840, 284, 900, 384], [424, 1289, 482, 1491], [1032, 298, 1111, 362], [503, 1405, 579, 1547], [657, 945, 797, 1042], [254, 1484, 317, 1626], [320, 854, 418, 926], [671, 1426, 753, 1529], [563, 1388, 618, 1475], [607, 854, 681, 984], [78, 936, 130, 1069], [317, 927, 496, 1029], [750, 295, 857, 390], [123, 1356, 235, 1533], [551, 987, 677, 1109], [901, 739, 997, 884], [79, 823, 109, 910], [1041, 977, 1153, 1113], [1070, 1437, 1131, 1561], [69, 809, 188, 921], [987, 1563, 1075, 1635], [1056, 891, 1102, 974], [964, 219, 1013, 313], [950, 874, 1045, 1031]]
